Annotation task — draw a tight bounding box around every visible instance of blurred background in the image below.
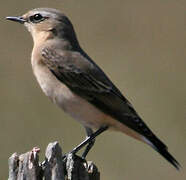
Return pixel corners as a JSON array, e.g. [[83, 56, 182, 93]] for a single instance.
[[0, 0, 185, 179]]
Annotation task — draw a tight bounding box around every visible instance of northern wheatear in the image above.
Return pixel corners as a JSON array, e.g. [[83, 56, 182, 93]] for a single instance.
[[6, 8, 180, 169]]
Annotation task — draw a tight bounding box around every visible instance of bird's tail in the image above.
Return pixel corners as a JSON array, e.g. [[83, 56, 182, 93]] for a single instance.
[[144, 135, 181, 170]]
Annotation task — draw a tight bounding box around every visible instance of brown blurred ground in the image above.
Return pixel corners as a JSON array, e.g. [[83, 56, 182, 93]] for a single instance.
[[0, 0, 185, 179]]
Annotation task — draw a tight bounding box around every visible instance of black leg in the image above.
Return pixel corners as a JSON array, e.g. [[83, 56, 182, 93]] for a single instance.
[[70, 125, 108, 156], [81, 127, 95, 159]]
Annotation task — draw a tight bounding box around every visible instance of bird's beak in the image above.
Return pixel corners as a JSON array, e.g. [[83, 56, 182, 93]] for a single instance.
[[6, 16, 26, 24]]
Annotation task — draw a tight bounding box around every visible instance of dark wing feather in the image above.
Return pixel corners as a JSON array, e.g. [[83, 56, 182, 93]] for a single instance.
[[41, 47, 153, 137]]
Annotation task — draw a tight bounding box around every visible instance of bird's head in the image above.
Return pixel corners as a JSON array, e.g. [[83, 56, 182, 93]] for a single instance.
[[6, 8, 79, 49]]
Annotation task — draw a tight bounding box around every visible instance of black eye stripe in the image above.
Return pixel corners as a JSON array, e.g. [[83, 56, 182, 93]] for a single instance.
[[29, 13, 45, 23]]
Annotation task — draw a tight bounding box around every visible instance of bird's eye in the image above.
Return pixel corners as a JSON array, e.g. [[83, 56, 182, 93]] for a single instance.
[[29, 14, 44, 23]]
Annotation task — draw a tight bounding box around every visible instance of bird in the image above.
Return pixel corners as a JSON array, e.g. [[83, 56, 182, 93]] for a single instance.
[[6, 8, 180, 170]]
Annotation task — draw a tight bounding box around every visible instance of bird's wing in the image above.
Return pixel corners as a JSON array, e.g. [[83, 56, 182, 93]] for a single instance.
[[41, 47, 153, 137], [42, 47, 180, 170]]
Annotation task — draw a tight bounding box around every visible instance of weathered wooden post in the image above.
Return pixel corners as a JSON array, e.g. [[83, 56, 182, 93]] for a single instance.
[[8, 142, 100, 180]]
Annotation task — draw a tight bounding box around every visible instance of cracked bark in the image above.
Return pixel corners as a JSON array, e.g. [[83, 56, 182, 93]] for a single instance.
[[8, 142, 100, 180]]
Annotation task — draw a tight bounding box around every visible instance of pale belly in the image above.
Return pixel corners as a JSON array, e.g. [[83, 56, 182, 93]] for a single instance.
[[32, 62, 114, 129]]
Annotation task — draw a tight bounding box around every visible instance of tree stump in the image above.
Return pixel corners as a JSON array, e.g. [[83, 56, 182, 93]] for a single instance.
[[8, 142, 100, 180]]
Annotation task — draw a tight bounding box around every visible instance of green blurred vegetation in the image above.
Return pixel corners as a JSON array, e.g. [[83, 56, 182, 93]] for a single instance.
[[0, 0, 185, 179]]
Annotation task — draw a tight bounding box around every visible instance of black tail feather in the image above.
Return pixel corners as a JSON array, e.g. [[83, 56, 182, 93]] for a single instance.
[[147, 135, 181, 170], [155, 147, 181, 170]]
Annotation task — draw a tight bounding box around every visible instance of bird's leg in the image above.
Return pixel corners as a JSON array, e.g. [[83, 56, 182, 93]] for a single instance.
[[81, 127, 95, 159], [70, 125, 108, 157]]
